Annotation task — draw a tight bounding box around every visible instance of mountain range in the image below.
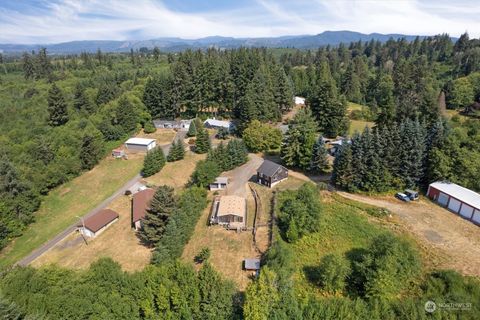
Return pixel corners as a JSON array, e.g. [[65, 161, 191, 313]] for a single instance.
[[0, 30, 445, 54]]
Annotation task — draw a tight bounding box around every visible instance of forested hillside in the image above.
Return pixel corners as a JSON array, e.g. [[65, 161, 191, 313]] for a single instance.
[[1, 31, 480, 319]]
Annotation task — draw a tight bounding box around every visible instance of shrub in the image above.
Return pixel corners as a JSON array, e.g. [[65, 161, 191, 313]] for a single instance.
[[143, 121, 156, 134], [318, 254, 351, 294], [194, 247, 211, 263]]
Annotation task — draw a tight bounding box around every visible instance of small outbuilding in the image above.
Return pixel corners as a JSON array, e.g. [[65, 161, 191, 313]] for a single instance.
[[209, 177, 229, 191], [210, 195, 246, 229], [244, 258, 260, 271], [125, 138, 156, 153], [257, 160, 288, 188], [294, 96, 305, 105], [427, 181, 480, 225], [132, 188, 155, 230], [78, 209, 119, 238]]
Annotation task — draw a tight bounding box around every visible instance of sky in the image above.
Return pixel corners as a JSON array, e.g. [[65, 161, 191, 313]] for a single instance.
[[0, 0, 479, 44]]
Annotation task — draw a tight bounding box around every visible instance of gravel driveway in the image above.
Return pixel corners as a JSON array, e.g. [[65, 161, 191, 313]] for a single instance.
[[222, 154, 264, 197]]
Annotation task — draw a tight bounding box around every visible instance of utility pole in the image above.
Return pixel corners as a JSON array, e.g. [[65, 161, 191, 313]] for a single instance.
[[76, 215, 88, 245]]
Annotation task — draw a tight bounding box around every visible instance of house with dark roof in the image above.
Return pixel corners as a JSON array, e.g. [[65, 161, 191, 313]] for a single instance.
[[256, 160, 288, 188], [132, 188, 155, 230], [78, 209, 119, 238]]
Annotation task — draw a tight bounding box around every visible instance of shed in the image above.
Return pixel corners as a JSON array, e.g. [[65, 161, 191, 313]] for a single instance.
[[294, 96, 305, 105], [132, 188, 155, 230], [244, 258, 261, 271], [257, 160, 288, 188], [427, 181, 480, 225], [209, 177, 229, 191], [210, 195, 246, 229], [78, 209, 119, 238], [125, 138, 156, 153]]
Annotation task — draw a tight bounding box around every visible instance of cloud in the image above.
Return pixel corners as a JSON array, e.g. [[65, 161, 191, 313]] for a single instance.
[[0, 0, 478, 44]]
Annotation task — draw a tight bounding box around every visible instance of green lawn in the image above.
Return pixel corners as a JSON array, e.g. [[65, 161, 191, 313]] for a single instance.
[[0, 156, 143, 268], [349, 119, 374, 135], [347, 101, 364, 113]]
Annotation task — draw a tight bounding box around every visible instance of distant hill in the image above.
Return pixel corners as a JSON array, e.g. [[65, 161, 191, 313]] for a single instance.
[[0, 30, 451, 54]]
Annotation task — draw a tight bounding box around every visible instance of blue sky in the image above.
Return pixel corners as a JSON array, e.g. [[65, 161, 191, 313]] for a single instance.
[[0, 0, 479, 43]]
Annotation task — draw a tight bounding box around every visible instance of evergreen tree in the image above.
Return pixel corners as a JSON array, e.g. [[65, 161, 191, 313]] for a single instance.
[[142, 147, 166, 177], [167, 140, 185, 162], [195, 128, 211, 154], [79, 132, 104, 170], [190, 160, 220, 188], [35, 48, 52, 80], [96, 82, 120, 105], [281, 108, 317, 169], [22, 53, 35, 80], [73, 83, 95, 114], [331, 143, 355, 191], [47, 83, 69, 126], [115, 96, 138, 134], [309, 137, 330, 174], [139, 185, 176, 246], [187, 120, 197, 137], [272, 65, 294, 113], [143, 74, 176, 118]]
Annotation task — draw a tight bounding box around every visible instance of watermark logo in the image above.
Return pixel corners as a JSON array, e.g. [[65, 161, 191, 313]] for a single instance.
[[424, 300, 472, 313], [425, 300, 436, 313]]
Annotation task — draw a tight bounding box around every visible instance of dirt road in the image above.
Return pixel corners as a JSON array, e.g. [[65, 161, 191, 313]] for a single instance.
[[338, 192, 480, 277]]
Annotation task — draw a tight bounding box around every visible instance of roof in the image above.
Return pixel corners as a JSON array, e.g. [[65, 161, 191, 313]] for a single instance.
[[430, 181, 480, 209], [132, 188, 155, 222], [81, 209, 119, 233], [294, 96, 305, 104], [125, 138, 156, 146], [244, 258, 260, 270], [257, 160, 286, 177], [204, 119, 231, 129], [212, 177, 229, 184], [217, 195, 245, 217]]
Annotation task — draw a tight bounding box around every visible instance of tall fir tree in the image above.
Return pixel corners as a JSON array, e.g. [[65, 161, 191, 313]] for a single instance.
[[331, 143, 355, 191], [80, 132, 104, 170], [281, 108, 317, 169], [309, 137, 330, 174], [22, 53, 35, 80], [139, 185, 176, 246], [73, 83, 95, 114], [195, 128, 211, 154], [187, 120, 197, 137], [47, 83, 69, 126], [115, 96, 138, 134]]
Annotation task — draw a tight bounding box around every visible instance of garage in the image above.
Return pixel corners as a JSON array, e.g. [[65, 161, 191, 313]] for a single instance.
[[428, 181, 480, 226]]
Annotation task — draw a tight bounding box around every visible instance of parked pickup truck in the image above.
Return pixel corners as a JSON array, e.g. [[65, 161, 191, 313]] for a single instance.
[[395, 192, 411, 202]]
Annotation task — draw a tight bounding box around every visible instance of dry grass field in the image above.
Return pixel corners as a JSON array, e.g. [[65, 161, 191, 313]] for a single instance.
[[0, 155, 143, 268], [145, 152, 206, 189], [32, 195, 152, 272], [137, 128, 177, 145]]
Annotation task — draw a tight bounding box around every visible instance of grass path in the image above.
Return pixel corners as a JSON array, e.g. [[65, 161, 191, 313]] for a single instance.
[[0, 156, 143, 268]]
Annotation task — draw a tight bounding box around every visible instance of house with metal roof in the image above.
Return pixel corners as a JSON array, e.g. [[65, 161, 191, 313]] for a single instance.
[[427, 181, 480, 225], [153, 119, 192, 130], [204, 118, 233, 131], [78, 209, 119, 238], [256, 160, 288, 188]]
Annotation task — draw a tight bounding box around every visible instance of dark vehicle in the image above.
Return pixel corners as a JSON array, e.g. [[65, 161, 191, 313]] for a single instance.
[[404, 189, 419, 201], [395, 192, 411, 202]]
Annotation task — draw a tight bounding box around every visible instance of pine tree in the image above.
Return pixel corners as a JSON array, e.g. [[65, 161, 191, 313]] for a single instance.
[[195, 128, 211, 154], [139, 185, 176, 246], [331, 143, 355, 191], [80, 132, 104, 170], [272, 65, 294, 113], [167, 140, 185, 162], [226, 139, 248, 169], [187, 120, 197, 137], [73, 83, 95, 114], [143, 74, 175, 118], [35, 48, 52, 80], [281, 108, 317, 169], [47, 83, 69, 126], [115, 96, 138, 134], [142, 147, 166, 177], [309, 137, 330, 174], [22, 53, 35, 80]]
